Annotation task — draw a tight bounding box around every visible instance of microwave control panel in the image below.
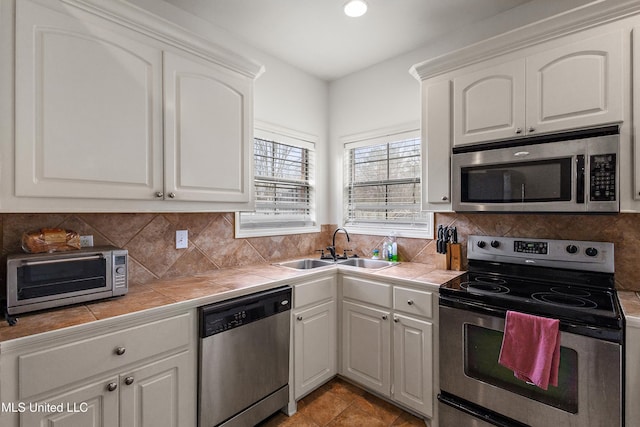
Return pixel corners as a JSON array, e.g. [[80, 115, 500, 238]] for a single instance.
[[590, 153, 616, 201]]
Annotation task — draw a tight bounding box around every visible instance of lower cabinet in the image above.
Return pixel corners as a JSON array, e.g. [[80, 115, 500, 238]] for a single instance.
[[340, 275, 436, 418], [0, 309, 197, 427], [341, 301, 391, 396], [21, 351, 191, 427], [292, 275, 337, 400]]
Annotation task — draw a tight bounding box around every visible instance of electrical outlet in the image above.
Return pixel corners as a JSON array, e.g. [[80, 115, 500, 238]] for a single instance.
[[79, 235, 94, 247], [176, 230, 188, 249]]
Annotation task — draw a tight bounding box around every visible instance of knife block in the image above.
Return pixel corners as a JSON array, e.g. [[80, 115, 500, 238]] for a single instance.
[[449, 243, 462, 271], [437, 247, 451, 270]]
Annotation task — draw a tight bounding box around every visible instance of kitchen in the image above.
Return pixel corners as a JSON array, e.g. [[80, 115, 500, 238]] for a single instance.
[[1, 0, 640, 426]]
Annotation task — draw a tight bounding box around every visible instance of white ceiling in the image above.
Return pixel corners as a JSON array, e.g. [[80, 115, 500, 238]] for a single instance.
[[164, 0, 533, 81]]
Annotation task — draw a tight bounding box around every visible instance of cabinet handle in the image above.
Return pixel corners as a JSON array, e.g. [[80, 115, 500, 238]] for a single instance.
[[407, 300, 414, 306], [155, 192, 164, 198], [394, 317, 399, 323], [106, 382, 118, 392], [297, 316, 303, 321], [382, 315, 388, 320], [528, 126, 535, 133], [515, 127, 523, 134], [441, 196, 449, 201], [115, 347, 126, 356], [124, 376, 135, 386], [168, 192, 176, 198]]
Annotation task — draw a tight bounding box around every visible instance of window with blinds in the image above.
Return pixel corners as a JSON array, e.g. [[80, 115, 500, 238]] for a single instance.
[[344, 135, 431, 236], [237, 135, 316, 235]]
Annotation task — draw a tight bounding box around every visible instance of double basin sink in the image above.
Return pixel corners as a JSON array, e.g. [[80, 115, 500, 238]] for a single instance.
[[276, 258, 396, 270]]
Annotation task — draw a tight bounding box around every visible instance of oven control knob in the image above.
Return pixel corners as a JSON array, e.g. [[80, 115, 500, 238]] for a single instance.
[[585, 247, 598, 257], [490, 240, 500, 248], [566, 244, 579, 254], [477, 241, 486, 248]]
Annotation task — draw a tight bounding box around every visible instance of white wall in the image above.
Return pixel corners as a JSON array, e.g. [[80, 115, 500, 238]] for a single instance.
[[128, 0, 331, 224], [327, 0, 598, 224]]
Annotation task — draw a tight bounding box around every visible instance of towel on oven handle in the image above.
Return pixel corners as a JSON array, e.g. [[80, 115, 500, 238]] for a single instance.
[[498, 310, 560, 390]]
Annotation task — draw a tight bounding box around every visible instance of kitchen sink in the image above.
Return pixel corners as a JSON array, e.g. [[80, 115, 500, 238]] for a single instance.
[[275, 259, 335, 270], [336, 258, 397, 269]]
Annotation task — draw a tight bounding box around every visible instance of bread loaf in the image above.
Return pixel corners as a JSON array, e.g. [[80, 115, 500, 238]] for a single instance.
[[21, 228, 81, 253]]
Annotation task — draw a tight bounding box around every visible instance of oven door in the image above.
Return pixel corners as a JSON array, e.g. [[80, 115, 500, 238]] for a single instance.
[[439, 304, 622, 427]]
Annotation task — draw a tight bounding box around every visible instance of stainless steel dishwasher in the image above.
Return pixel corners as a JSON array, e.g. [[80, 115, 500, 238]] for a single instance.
[[198, 286, 291, 427]]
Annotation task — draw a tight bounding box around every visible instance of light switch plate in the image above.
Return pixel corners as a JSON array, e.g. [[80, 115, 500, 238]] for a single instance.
[[176, 230, 188, 249]]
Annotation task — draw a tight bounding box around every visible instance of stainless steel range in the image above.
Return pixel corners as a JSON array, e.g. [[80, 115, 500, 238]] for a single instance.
[[438, 235, 623, 427]]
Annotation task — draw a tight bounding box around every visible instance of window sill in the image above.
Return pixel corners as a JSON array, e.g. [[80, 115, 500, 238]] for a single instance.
[[234, 223, 321, 239]]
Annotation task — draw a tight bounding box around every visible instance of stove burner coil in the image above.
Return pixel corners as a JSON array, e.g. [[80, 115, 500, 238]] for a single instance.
[[531, 292, 598, 309], [461, 282, 510, 295], [474, 276, 507, 286], [550, 286, 591, 297]]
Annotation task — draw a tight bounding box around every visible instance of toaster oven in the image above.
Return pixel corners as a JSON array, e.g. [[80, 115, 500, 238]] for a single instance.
[[5, 246, 128, 315]]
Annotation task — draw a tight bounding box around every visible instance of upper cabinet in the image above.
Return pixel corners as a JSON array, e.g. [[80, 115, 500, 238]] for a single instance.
[[453, 31, 624, 146], [453, 60, 525, 145], [163, 52, 252, 203], [15, 0, 164, 201], [6, 0, 262, 212]]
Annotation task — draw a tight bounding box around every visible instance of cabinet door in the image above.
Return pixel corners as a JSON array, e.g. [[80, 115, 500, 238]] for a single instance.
[[453, 59, 526, 145], [341, 301, 391, 396], [15, 0, 164, 200], [20, 376, 119, 427], [526, 30, 624, 135], [293, 300, 337, 399], [119, 351, 195, 427], [422, 79, 452, 209], [163, 51, 253, 203], [393, 314, 433, 417]]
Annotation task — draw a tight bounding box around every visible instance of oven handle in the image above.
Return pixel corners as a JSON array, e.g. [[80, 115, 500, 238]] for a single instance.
[[21, 255, 103, 266], [439, 294, 624, 343]]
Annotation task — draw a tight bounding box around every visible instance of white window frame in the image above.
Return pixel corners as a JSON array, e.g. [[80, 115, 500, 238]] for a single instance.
[[341, 123, 434, 239], [235, 121, 320, 238]]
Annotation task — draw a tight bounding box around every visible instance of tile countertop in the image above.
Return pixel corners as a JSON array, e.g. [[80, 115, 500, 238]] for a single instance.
[[0, 260, 464, 344], [619, 291, 640, 328]]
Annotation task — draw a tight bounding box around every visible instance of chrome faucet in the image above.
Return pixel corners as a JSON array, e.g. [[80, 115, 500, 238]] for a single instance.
[[326, 227, 351, 261]]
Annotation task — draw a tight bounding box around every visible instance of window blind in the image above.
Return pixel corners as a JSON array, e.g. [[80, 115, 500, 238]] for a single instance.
[[239, 138, 315, 229], [344, 136, 429, 228]]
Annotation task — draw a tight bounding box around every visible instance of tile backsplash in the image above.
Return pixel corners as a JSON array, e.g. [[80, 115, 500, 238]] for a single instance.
[[1, 212, 639, 291]]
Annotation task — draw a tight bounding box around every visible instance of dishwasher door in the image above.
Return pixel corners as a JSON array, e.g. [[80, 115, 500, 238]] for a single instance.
[[199, 287, 291, 427]]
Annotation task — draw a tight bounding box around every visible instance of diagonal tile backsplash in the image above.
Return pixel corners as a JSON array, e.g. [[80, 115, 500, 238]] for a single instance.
[[1, 212, 639, 291]]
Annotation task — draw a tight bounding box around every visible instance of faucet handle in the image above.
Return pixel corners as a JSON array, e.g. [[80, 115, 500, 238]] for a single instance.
[[342, 249, 353, 258], [316, 249, 325, 259]]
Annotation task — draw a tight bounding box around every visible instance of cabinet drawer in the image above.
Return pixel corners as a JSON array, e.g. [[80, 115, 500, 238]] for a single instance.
[[393, 287, 433, 318], [294, 276, 336, 308], [342, 276, 392, 307], [19, 311, 192, 398]]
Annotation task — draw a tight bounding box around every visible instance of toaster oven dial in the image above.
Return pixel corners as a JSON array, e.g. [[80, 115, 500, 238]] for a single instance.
[[490, 240, 500, 248], [566, 245, 579, 254], [585, 247, 599, 257]]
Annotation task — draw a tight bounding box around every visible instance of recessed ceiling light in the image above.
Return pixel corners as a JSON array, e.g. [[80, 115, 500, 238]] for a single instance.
[[344, 0, 368, 18]]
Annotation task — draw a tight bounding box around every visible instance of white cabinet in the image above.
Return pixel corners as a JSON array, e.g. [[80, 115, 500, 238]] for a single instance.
[[421, 79, 453, 210], [21, 351, 191, 427], [15, 0, 164, 200], [340, 275, 436, 418], [292, 275, 337, 400], [9, 0, 261, 211], [0, 309, 197, 427], [342, 300, 391, 396], [453, 59, 525, 145], [453, 30, 624, 146], [163, 51, 253, 203]]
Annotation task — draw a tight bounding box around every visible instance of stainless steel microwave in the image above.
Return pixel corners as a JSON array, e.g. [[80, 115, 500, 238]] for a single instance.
[[451, 126, 620, 213], [6, 246, 128, 315]]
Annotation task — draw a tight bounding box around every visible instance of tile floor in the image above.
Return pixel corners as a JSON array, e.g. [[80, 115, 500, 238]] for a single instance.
[[259, 378, 427, 427]]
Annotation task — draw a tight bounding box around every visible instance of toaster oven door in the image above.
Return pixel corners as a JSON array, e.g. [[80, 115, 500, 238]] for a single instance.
[[7, 254, 111, 314]]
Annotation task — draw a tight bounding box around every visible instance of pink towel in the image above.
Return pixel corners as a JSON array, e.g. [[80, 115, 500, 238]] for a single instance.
[[498, 310, 560, 390]]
